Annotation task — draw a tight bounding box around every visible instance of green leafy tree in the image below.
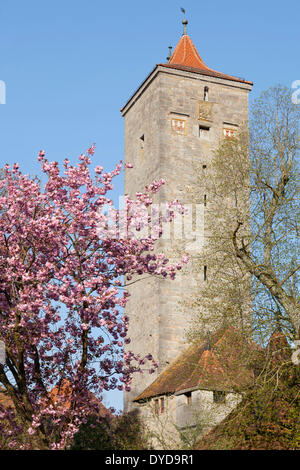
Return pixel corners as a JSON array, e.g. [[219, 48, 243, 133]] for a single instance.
[[188, 86, 300, 344]]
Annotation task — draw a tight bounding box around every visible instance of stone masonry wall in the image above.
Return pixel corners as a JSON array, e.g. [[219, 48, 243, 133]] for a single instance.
[[122, 67, 252, 411]]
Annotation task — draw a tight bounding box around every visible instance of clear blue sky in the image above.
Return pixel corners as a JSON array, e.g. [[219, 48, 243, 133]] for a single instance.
[[0, 0, 299, 410]]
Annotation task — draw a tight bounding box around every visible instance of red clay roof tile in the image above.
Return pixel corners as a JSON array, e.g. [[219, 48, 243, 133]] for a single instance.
[[164, 34, 252, 85], [133, 326, 261, 401], [179, 348, 232, 392], [169, 34, 210, 70]]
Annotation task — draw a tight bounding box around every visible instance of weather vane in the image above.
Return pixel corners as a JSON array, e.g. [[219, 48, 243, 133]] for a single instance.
[[181, 7, 188, 35]]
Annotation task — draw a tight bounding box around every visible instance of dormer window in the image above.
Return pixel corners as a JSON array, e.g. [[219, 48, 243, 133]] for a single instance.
[[185, 392, 192, 405], [213, 390, 226, 403]]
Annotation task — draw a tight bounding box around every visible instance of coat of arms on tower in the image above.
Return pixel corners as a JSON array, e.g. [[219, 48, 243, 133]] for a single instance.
[[198, 101, 213, 121], [223, 127, 238, 138], [171, 118, 187, 135]]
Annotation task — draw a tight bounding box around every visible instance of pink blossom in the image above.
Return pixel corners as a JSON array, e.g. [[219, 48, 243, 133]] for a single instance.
[[0, 147, 187, 449]]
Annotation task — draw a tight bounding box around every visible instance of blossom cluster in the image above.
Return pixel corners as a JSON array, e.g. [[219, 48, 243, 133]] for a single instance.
[[0, 146, 188, 449]]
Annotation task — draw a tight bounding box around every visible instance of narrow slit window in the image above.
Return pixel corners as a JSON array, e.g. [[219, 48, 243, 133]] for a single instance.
[[154, 399, 159, 415], [204, 265, 207, 281], [160, 397, 165, 414], [139, 135, 144, 157], [204, 86, 209, 101], [204, 194, 207, 207]]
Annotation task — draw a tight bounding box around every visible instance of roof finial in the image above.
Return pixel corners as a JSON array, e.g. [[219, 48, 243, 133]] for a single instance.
[[166, 45, 172, 62], [181, 7, 188, 35]]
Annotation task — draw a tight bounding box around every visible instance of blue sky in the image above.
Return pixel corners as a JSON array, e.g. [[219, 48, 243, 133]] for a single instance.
[[0, 0, 299, 410]]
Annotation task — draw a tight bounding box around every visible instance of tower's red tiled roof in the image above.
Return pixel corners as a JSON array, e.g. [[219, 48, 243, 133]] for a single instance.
[[160, 63, 252, 85], [169, 34, 210, 70], [163, 34, 252, 85]]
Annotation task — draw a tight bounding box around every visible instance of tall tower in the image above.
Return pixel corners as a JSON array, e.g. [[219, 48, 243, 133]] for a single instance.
[[121, 19, 252, 411]]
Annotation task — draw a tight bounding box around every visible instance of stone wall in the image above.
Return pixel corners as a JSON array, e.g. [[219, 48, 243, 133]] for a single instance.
[[136, 389, 242, 449], [176, 389, 242, 433], [122, 66, 252, 411]]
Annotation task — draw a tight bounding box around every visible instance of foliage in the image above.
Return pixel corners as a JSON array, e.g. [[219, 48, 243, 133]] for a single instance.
[[70, 410, 150, 450], [184, 85, 300, 451], [198, 336, 300, 450], [187, 85, 300, 344]]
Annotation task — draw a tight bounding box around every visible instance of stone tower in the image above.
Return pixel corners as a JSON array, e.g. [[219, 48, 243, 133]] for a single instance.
[[121, 22, 253, 412]]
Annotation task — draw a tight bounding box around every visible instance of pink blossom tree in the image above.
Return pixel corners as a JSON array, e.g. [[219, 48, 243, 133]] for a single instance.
[[0, 146, 187, 449]]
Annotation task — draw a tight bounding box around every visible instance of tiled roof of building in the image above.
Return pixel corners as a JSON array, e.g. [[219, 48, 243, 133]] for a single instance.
[[0, 387, 14, 409], [169, 34, 210, 70], [0, 381, 111, 419], [163, 34, 252, 85], [180, 348, 232, 392], [266, 329, 291, 365], [50, 380, 112, 418], [133, 326, 262, 402], [159, 63, 252, 85]]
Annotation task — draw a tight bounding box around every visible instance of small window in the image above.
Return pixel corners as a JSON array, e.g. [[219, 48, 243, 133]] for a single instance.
[[213, 391, 226, 403], [202, 164, 207, 170], [199, 125, 210, 140], [204, 194, 207, 207], [204, 265, 207, 281], [139, 135, 144, 157], [204, 86, 209, 102], [154, 399, 159, 415], [160, 397, 165, 414], [185, 392, 192, 405]]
